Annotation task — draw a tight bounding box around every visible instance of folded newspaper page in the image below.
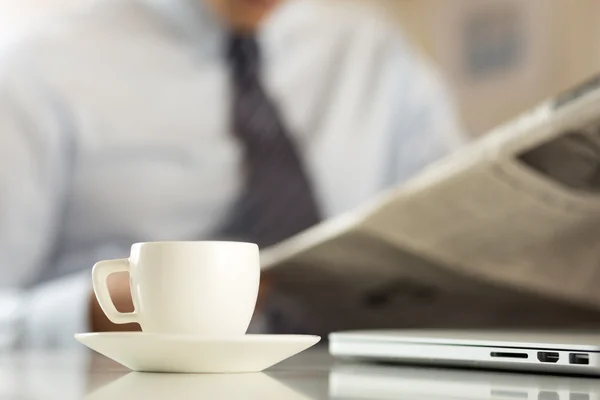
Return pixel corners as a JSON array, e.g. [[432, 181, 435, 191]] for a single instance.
[[260, 76, 600, 335]]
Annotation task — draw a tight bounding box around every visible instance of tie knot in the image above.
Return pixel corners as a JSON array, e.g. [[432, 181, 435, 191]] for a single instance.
[[228, 34, 260, 72]]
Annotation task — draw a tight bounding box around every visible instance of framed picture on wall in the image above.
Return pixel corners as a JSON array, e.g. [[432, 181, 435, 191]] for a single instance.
[[461, 3, 524, 79], [429, 0, 553, 134]]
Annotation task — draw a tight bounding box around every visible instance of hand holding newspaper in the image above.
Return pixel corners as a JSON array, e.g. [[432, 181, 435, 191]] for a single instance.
[[259, 75, 600, 335]]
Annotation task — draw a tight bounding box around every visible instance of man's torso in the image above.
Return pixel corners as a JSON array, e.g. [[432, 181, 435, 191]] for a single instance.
[[5, 0, 451, 280]]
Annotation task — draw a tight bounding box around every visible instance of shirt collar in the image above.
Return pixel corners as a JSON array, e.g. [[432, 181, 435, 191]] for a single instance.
[[142, 0, 227, 56], [141, 0, 311, 59]]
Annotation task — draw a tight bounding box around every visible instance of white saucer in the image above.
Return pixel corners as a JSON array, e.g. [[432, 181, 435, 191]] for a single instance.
[[74, 332, 320, 374]]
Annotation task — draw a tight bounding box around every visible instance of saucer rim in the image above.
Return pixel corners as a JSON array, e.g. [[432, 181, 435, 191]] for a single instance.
[[74, 332, 321, 343]]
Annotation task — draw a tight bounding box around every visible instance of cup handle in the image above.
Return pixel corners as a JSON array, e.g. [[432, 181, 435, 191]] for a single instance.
[[92, 258, 138, 325]]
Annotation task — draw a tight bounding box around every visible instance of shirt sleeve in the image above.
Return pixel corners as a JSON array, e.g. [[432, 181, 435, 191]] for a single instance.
[[20, 271, 92, 349], [0, 55, 79, 349], [386, 28, 469, 182], [0, 272, 91, 349]]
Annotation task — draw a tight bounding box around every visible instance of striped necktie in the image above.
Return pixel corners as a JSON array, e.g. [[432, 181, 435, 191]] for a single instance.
[[221, 34, 322, 249]]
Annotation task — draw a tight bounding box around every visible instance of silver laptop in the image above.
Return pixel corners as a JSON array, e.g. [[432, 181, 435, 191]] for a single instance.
[[329, 330, 600, 375]]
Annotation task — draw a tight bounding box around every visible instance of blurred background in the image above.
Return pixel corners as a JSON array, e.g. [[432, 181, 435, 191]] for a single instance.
[[382, 0, 600, 137], [1, 0, 599, 136], [362, 0, 600, 137], [367, 0, 600, 138]]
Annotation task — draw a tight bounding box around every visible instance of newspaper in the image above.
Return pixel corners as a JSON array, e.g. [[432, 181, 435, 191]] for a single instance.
[[260, 83, 600, 335]]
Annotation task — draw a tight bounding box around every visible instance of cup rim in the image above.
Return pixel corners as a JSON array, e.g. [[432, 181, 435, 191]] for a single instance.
[[131, 241, 258, 249]]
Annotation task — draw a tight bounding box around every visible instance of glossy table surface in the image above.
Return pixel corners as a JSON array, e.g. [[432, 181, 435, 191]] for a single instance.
[[3, 344, 600, 399]]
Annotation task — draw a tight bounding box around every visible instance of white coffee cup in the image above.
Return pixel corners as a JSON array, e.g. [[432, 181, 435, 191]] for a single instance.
[[92, 241, 260, 336]]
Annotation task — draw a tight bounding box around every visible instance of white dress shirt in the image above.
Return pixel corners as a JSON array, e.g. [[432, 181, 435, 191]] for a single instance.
[[0, 0, 465, 348]]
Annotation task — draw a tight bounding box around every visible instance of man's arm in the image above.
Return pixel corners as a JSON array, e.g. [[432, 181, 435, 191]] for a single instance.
[[0, 59, 120, 347], [0, 68, 142, 337]]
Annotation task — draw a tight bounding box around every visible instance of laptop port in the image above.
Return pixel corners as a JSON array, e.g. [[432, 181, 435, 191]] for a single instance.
[[539, 391, 560, 400], [538, 391, 559, 400], [570, 394, 590, 400], [490, 351, 528, 359], [569, 353, 589, 365], [537, 352, 559, 363]]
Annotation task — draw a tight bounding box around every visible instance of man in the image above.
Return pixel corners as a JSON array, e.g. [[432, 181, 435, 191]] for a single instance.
[[0, 0, 464, 348]]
